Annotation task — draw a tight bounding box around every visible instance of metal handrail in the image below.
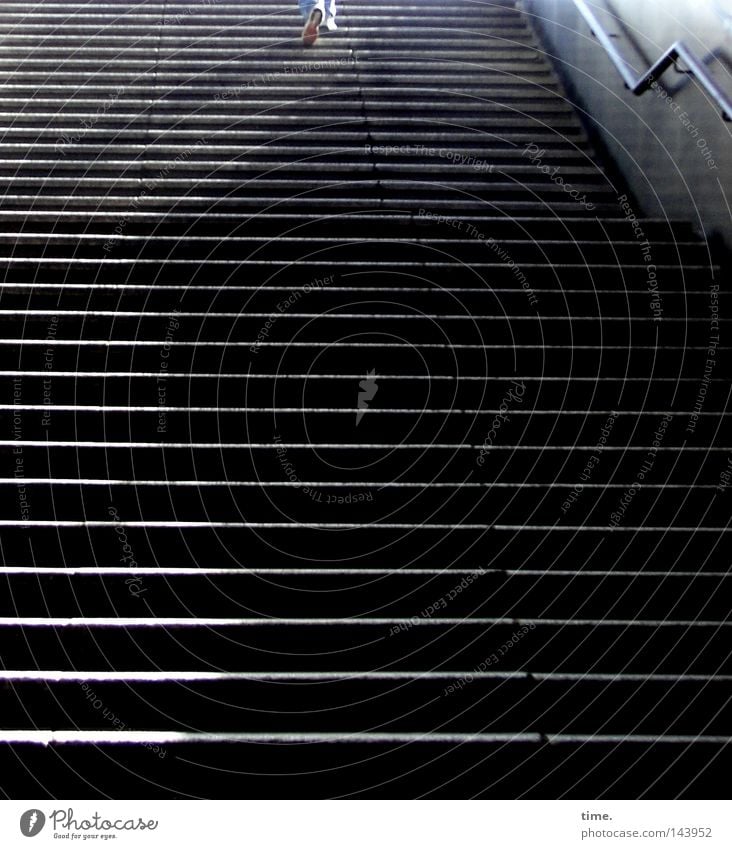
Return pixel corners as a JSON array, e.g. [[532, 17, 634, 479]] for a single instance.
[[572, 0, 732, 120]]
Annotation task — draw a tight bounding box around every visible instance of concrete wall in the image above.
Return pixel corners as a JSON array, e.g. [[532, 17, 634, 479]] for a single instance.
[[609, 0, 731, 65], [525, 0, 731, 249]]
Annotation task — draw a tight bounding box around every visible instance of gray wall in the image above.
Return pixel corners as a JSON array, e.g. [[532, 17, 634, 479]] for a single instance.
[[525, 0, 731, 249], [609, 0, 731, 66]]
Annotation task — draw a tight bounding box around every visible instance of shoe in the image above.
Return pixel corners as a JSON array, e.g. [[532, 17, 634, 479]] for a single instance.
[[325, 17, 337, 31], [302, 7, 323, 46]]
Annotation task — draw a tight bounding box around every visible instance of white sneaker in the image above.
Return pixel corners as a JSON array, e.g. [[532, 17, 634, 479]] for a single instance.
[[325, 17, 337, 31]]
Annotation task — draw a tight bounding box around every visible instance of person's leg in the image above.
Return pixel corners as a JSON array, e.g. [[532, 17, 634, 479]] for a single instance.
[[300, 0, 325, 46], [298, 0, 316, 21], [325, 0, 337, 31]]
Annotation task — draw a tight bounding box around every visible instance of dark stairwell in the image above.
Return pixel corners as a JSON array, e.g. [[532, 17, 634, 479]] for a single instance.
[[0, 0, 729, 798]]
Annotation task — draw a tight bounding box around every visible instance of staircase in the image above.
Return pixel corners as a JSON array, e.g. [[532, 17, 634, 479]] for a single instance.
[[0, 0, 729, 798]]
